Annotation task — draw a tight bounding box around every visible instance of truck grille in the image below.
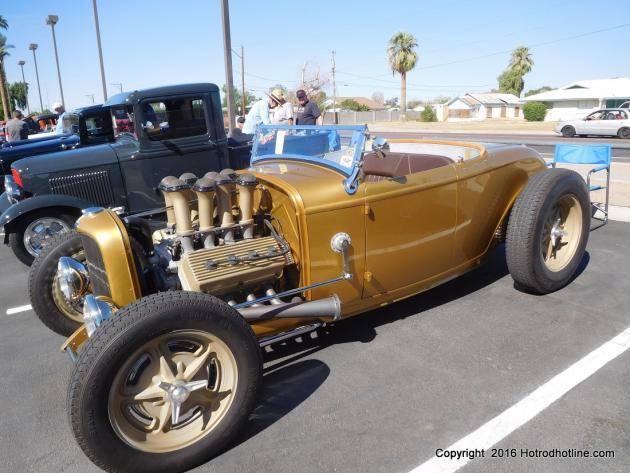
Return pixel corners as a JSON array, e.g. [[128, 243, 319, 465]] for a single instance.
[[80, 234, 111, 298], [49, 170, 114, 206]]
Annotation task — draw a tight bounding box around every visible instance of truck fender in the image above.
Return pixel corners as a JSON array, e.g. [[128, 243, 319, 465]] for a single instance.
[[1, 194, 93, 241]]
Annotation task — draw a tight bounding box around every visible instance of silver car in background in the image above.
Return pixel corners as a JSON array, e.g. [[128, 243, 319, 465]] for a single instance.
[[555, 108, 630, 139]]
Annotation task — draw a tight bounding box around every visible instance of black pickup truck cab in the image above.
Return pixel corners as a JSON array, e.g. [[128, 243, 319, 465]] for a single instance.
[[0, 105, 109, 191], [1, 83, 251, 264]]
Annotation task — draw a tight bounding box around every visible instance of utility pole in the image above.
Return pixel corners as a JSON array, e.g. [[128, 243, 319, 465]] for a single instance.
[[331, 51, 337, 124], [301, 61, 307, 87], [110, 82, 123, 94], [240, 45, 245, 116], [85, 94, 95, 104], [220, 0, 235, 133], [46, 15, 65, 107], [18, 60, 30, 114], [28, 43, 44, 112], [92, 0, 108, 101]]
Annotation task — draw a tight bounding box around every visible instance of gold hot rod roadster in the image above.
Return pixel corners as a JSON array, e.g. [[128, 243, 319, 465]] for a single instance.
[[29, 124, 590, 472]]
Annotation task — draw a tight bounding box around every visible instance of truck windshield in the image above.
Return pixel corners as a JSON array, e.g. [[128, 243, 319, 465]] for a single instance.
[[251, 124, 367, 177]]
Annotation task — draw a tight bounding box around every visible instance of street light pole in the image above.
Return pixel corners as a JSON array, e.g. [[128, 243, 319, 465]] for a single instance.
[[28, 43, 44, 112], [240, 45, 245, 116], [18, 60, 29, 114], [110, 83, 122, 94], [46, 15, 65, 107], [220, 0, 235, 133], [91, 0, 107, 101], [85, 94, 95, 104]]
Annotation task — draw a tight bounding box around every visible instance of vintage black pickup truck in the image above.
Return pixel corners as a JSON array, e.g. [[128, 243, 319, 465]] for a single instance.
[[1, 83, 251, 264], [0, 105, 108, 191]]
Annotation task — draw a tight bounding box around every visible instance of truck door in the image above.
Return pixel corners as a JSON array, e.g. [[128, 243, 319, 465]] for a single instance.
[[118, 93, 226, 212]]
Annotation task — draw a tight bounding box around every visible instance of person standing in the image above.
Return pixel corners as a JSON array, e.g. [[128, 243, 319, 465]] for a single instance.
[[52, 102, 73, 135], [5, 110, 29, 142], [269, 88, 293, 125], [295, 89, 322, 125], [243, 94, 278, 134]]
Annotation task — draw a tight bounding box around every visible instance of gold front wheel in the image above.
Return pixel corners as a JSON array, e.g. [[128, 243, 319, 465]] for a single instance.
[[68, 292, 262, 473]]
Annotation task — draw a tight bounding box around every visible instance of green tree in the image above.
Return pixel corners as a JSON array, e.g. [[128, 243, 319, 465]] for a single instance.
[[524, 86, 553, 97], [420, 104, 438, 122], [0, 15, 7, 30], [0, 33, 14, 120], [387, 31, 418, 120], [523, 101, 548, 121], [509, 46, 534, 77], [497, 68, 522, 96], [9, 82, 28, 110], [221, 84, 255, 116]]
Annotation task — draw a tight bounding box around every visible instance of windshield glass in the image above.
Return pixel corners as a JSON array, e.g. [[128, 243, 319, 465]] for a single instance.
[[251, 124, 367, 176]]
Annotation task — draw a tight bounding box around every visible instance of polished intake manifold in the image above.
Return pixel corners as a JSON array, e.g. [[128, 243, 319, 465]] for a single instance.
[[158, 169, 259, 252]]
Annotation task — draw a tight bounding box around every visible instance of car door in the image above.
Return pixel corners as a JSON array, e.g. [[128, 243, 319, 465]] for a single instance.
[[362, 162, 458, 298], [580, 110, 607, 135], [118, 93, 226, 212]]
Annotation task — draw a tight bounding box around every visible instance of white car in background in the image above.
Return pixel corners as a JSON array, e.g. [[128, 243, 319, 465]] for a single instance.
[[555, 108, 630, 139]]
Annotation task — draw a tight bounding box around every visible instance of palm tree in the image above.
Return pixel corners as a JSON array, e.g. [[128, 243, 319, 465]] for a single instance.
[[0, 34, 14, 119], [387, 31, 418, 120], [508, 46, 533, 96], [0, 15, 8, 30]]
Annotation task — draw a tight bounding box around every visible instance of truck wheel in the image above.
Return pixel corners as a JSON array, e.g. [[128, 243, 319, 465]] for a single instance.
[[561, 125, 576, 138], [506, 168, 590, 294], [10, 210, 75, 265], [29, 230, 86, 336], [68, 291, 262, 473]]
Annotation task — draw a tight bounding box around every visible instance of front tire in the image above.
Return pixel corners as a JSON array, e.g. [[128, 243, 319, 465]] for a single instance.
[[29, 230, 86, 336], [68, 291, 262, 473], [10, 211, 75, 266], [618, 127, 630, 139], [506, 168, 590, 294], [561, 125, 576, 138]]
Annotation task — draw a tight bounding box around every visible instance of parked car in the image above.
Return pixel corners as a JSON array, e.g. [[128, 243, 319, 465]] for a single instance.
[[1, 83, 251, 265], [0, 105, 107, 192], [30, 125, 590, 472], [555, 108, 630, 138]]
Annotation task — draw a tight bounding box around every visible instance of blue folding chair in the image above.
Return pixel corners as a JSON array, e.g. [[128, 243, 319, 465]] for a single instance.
[[550, 144, 611, 228]]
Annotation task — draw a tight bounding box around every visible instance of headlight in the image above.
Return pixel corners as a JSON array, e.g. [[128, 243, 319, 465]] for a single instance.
[[57, 257, 90, 301], [4, 175, 22, 204], [83, 295, 114, 336]]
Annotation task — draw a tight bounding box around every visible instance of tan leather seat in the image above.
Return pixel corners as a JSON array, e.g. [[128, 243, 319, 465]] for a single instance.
[[362, 152, 454, 182]]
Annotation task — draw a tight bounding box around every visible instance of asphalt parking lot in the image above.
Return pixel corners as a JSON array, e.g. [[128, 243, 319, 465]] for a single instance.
[[1, 222, 629, 473]]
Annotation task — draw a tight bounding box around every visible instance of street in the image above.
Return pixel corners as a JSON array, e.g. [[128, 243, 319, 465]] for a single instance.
[[1, 222, 629, 473]]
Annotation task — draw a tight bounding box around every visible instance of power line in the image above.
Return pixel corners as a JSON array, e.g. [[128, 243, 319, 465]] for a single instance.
[[336, 70, 494, 88]]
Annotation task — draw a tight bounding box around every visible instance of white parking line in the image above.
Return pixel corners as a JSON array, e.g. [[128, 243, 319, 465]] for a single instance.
[[409, 324, 630, 473], [6, 304, 32, 315]]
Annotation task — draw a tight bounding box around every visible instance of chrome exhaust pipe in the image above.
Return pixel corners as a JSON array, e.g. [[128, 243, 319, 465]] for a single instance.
[[238, 295, 341, 321]]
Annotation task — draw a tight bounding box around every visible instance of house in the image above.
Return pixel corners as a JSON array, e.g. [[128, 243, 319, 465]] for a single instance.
[[522, 77, 630, 121], [446, 93, 523, 121], [325, 97, 388, 111]]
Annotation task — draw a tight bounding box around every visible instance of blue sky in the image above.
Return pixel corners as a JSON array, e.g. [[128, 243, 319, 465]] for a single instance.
[[2, 0, 629, 111]]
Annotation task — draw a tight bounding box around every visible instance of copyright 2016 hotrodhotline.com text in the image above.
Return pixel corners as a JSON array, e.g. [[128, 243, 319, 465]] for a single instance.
[[435, 447, 616, 461]]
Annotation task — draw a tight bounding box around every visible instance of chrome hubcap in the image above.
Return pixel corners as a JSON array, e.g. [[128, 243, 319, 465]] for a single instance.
[[23, 217, 70, 257]]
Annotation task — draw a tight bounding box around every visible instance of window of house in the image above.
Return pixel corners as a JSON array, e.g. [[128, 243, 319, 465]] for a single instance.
[[141, 97, 207, 140]]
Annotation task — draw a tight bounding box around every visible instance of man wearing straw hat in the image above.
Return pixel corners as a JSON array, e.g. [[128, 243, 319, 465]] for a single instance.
[[242, 89, 280, 134], [269, 88, 294, 126]]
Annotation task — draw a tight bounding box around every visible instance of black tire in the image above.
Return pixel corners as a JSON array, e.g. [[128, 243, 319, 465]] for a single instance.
[[618, 127, 630, 139], [561, 125, 576, 138], [9, 210, 75, 266], [506, 168, 590, 294], [68, 291, 262, 473], [29, 230, 84, 336]]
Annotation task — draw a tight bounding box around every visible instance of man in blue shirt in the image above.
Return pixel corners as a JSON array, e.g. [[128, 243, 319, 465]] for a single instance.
[[243, 94, 279, 134]]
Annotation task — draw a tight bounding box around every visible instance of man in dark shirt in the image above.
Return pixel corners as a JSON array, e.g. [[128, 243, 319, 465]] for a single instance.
[[295, 90, 322, 125], [6, 110, 29, 142], [227, 116, 253, 145]]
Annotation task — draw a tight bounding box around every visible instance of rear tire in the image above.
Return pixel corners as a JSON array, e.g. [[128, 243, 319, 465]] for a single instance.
[[561, 125, 576, 138], [68, 291, 262, 473], [618, 127, 630, 139], [506, 168, 590, 294], [29, 230, 85, 336]]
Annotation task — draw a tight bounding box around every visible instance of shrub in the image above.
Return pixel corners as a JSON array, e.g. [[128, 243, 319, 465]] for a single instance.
[[340, 99, 370, 112], [523, 101, 548, 121], [420, 104, 438, 122]]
